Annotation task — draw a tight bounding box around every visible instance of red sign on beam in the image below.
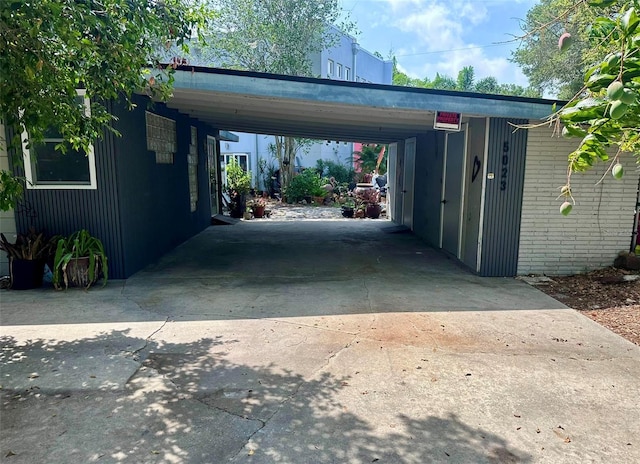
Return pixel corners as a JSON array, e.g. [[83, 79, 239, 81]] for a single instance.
[[434, 111, 462, 131]]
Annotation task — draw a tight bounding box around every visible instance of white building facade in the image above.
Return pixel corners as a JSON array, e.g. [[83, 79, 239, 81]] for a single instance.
[[222, 26, 393, 190]]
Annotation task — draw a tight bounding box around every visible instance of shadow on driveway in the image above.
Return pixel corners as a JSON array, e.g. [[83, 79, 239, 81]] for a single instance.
[[2, 220, 639, 463]]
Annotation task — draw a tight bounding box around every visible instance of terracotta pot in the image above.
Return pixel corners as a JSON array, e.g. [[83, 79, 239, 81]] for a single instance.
[[9, 258, 45, 290], [253, 205, 266, 218], [365, 204, 382, 219]]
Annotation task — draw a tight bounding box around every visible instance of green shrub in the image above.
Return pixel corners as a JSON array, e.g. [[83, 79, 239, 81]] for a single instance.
[[225, 158, 251, 194], [315, 159, 355, 184], [284, 169, 327, 202]]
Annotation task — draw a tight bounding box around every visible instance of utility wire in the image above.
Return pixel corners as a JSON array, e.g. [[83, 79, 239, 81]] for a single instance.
[[395, 42, 512, 57]]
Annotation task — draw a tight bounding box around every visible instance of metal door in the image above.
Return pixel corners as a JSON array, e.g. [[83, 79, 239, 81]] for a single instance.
[[441, 131, 466, 256], [402, 138, 416, 230]]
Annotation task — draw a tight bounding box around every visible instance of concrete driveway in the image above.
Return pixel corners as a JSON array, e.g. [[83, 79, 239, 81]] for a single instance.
[[1, 220, 639, 463]]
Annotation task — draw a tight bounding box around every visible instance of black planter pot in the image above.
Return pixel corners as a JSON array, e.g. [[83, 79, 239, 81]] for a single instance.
[[9, 258, 45, 290], [229, 193, 246, 218], [341, 207, 354, 218]]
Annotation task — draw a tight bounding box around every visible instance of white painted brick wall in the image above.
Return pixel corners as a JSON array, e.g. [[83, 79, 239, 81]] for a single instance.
[[0, 120, 17, 276], [518, 125, 638, 276]]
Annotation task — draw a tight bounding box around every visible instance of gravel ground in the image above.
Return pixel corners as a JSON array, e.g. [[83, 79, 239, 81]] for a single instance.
[[256, 200, 388, 221]]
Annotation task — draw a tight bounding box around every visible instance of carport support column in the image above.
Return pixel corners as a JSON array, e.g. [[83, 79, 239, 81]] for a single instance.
[[477, 118, 490, 274]]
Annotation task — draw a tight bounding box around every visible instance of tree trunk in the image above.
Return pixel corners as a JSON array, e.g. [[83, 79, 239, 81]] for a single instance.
[[275, 135, 299, 193]]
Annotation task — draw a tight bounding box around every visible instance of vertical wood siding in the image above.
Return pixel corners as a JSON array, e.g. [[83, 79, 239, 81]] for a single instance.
[[12, 104, 125, 277], [412, 131, 445, 247], [112, 96, 214, 277], [479, 118, 528, 276], [11, 97, 216, 279]]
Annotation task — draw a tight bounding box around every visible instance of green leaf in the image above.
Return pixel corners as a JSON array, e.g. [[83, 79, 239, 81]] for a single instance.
[[622, 7, 639, 35], [560, 105, 606, 123], [587, 0, 618, 7], [562, 125, 587, 138], [586, 73, 617, 92]]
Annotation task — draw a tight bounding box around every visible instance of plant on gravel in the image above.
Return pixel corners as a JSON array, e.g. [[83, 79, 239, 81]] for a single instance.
[[284, 169, 327, 203]]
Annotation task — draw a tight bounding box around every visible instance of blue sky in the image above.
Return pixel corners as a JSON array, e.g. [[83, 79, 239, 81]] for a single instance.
[[339, 0, 538, 87]]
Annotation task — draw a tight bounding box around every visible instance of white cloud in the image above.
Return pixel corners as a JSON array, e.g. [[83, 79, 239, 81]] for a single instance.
[[389, 0, 489, 50], [346, 0, 534, 87], [395, 5, 464, 51]]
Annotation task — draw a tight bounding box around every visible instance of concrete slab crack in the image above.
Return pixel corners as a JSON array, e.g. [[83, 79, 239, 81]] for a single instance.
[[121, 318, 170, 386], [196, 398, 265, 427], [129, 316, 170, 359], [226, 380, 305, 462]]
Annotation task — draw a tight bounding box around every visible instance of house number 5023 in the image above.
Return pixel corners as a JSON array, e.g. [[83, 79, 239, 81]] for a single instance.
[[500, 141, 509, 191]]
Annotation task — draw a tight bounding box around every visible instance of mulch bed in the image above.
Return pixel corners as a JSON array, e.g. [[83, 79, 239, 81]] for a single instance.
[[533, 267, 640, 346]]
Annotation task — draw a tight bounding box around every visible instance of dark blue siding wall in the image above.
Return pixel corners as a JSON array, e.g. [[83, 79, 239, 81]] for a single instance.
[[11, 97, 215, 279], [479, 118, 528, 277], [11, 109, 125, 278], [112, 95, 214, 277], [412, 131, 445, 247]]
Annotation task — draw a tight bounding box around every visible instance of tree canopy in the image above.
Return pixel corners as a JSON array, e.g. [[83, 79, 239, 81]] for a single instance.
[[205, 0, 351, 190], [204, 0, 346, 76], [552, 0, 639, 212], [1, 0, 209, 150], [392, 59, 541, 97], [512, 0, 617, 99], [0, 0, 210, 209]]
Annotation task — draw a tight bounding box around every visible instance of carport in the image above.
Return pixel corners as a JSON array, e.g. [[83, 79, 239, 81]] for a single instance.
[[3, 66, 561, 279], [163, 67, 556, 276]]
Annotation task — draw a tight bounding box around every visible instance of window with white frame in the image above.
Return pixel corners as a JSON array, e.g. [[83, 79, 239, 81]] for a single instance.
[[22, 90, 97, 189], [345, 67, 351, 81], [327, 59, 334, 76], [337, 63, 343, 79]]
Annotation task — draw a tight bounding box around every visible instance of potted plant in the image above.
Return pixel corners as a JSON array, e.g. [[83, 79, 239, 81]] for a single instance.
[[354, 185, 382, 219], [341, 199, 355, 218], [312, 184, 327, 205], [53, 229, 108, 289], [250, 197, 267, 218], [225, 158, 252, 218], [0, 228, 57, 290]]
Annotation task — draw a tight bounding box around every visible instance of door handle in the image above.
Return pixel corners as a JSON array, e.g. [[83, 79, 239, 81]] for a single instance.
[[441, 199, 447, 204]]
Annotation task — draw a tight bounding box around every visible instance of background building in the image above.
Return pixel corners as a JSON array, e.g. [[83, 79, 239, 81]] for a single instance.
[[221, 25, 393, 190]]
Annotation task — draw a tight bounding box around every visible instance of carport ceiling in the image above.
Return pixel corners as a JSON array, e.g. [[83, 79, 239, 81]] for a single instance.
[[162, 67, 558, 144]]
